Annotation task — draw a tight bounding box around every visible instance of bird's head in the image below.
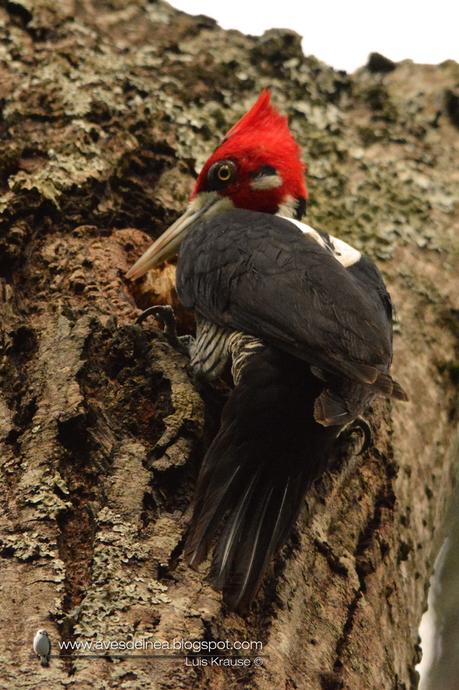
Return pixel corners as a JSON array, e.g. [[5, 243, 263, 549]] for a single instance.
[[127, 91, 307, 280], [191, 90, 307, 216]]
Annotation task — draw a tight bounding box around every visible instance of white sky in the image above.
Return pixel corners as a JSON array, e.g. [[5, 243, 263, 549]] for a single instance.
[[170, 0, 459, 72]]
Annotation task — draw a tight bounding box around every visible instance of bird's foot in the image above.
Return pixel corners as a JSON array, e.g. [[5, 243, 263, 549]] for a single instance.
[[337, 416, 373, 455], [137, 305, 177, 337], [137, 305, 193, 356]]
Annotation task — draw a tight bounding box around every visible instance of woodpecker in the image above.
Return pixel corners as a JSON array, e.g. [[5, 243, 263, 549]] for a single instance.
[[127, 91, 407, 610]]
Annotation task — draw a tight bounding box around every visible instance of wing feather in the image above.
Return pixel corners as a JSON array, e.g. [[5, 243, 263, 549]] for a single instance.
[[177, 210, 393, 386]]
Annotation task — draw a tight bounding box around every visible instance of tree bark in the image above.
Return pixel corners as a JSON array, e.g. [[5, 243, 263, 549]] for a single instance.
[[0, 1, 458, 688]]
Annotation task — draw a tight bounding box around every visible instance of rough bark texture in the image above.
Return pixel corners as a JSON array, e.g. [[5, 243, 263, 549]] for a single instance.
[[0, 1, 458, 689]]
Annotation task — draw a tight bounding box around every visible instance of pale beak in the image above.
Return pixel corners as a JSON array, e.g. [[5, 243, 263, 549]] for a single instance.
[[126, 193, 228, 280]]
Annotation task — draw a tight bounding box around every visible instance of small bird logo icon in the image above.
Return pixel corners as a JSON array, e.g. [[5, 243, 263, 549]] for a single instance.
[[33, 629, 51, 666]]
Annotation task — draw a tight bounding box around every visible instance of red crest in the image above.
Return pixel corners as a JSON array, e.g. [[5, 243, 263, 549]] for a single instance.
[[192, 91, 307, 214]]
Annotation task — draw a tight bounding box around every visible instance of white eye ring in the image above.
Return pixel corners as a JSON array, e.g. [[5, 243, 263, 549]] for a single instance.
[[207, 159, 237, 188], [217, 164, 232, 181]]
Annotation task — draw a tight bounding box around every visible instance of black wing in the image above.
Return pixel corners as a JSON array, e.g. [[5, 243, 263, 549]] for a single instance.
[[347, 254, 394, 349], [177, 209, 394, 389]]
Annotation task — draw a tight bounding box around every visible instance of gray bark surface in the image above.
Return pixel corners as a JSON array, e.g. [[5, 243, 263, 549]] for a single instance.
[[0, 2, 458, 688]]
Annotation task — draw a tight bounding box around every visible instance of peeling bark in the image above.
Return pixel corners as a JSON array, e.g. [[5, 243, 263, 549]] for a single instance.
[[0, 1, 458, 689]]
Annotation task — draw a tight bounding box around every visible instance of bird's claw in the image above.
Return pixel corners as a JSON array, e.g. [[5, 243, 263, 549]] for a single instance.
[[137, 305, 178, 337], [337, 416, 373, 455], [137, 304, 193, 356]]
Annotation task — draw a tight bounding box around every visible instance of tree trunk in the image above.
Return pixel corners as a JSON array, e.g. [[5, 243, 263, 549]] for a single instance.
[[0, 2, 458, 688]]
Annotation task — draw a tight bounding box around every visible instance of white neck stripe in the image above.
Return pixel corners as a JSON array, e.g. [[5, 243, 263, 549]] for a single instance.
[[279, 216, 361, 268]]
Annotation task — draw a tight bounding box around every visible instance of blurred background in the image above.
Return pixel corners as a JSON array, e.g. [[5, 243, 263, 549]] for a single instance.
[[169, 2, 459, 688], [171, 0, 459, 72]]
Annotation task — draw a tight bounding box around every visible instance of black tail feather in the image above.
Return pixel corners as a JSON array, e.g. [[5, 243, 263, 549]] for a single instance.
[[210, 470, 309, 609], [184, 348, 339, 610]]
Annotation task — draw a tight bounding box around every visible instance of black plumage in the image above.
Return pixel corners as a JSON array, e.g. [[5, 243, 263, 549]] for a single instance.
[[185, 347, 337, 610], [178, 210, 404, 421], [177, 209, 405, 608]]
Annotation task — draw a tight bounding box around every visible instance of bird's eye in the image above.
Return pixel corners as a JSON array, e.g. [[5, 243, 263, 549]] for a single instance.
[[207, 160, 237, 189], [217, 164, 232, 181]]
